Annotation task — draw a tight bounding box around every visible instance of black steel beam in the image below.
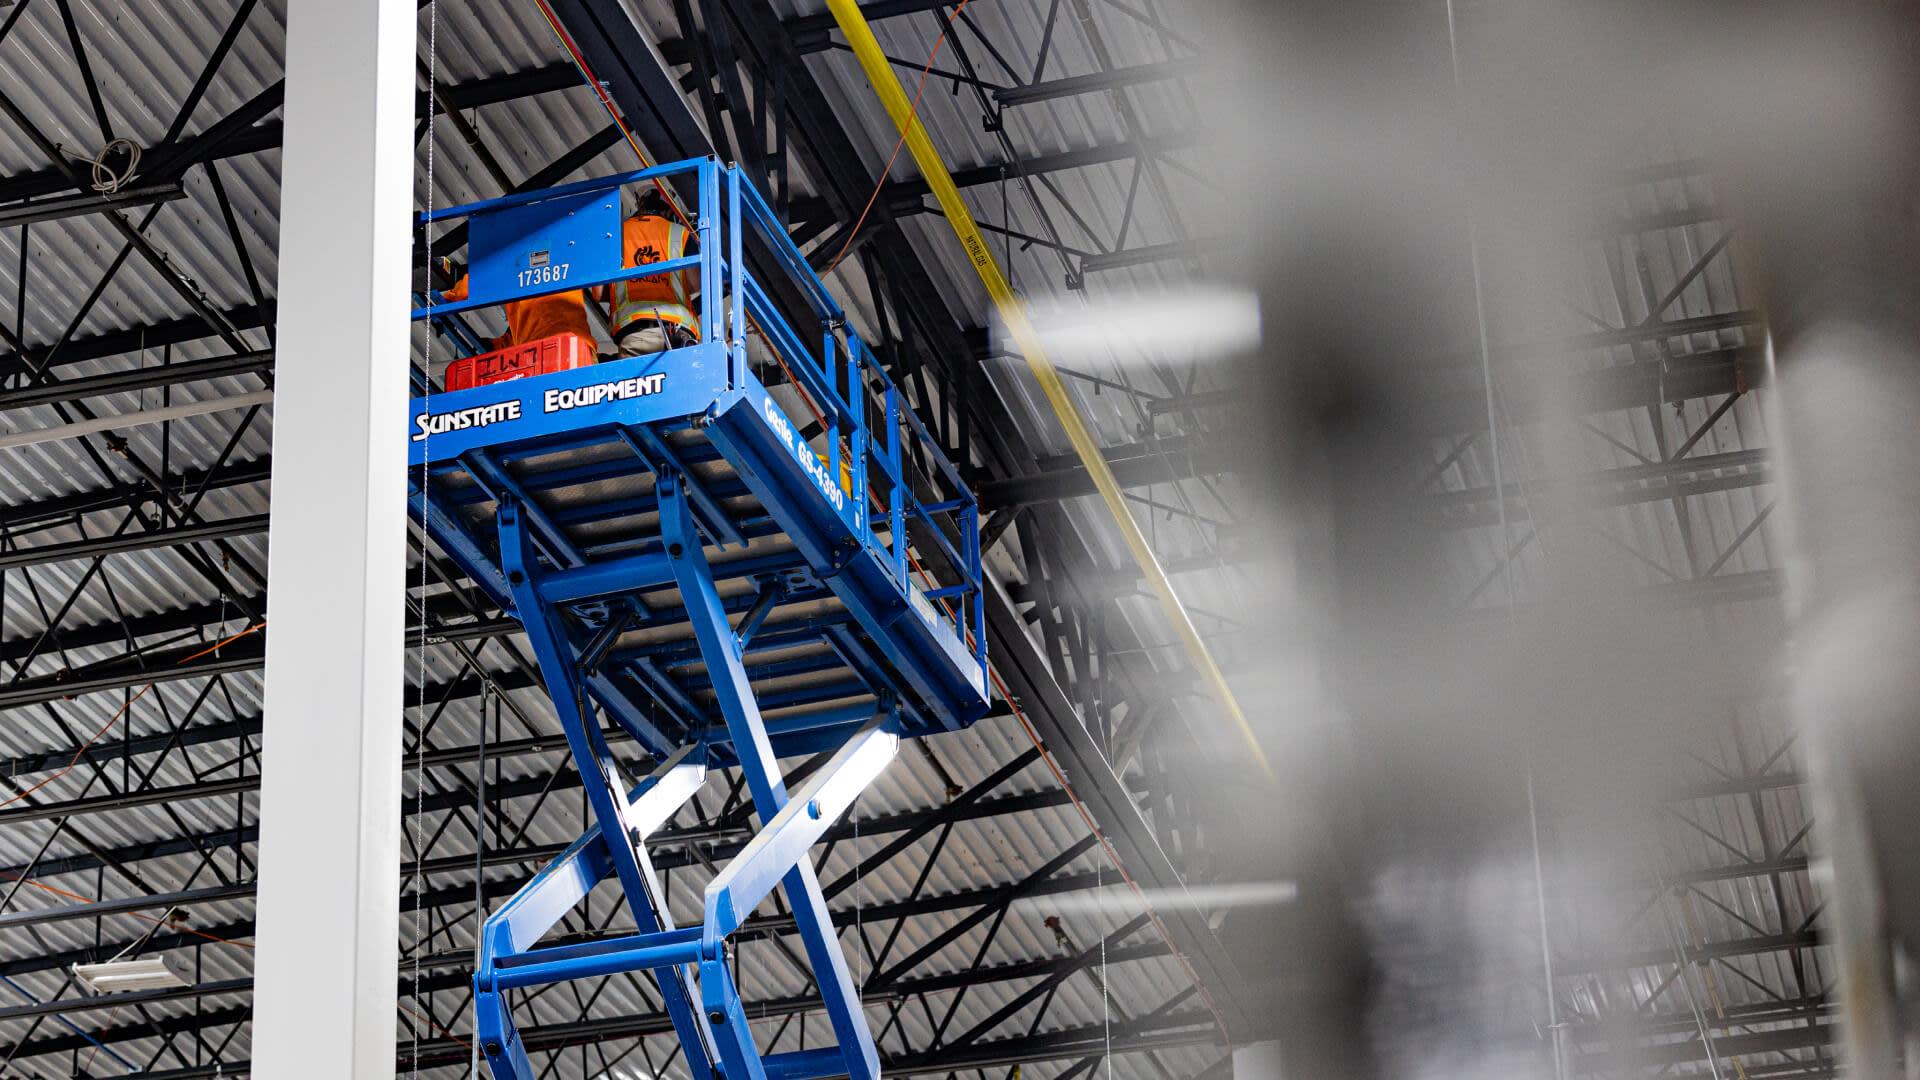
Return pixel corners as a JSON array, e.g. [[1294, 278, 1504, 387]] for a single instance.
[[886, 1013, 1221, 1075], [1538, 309, 1759, 356], [0, 303, 274, 383], [11, 999, 1214, 1077], [786, 131, 1212, 229], [2, 591, 244, 662], [0, 598, 516, 705], [978, 436, 1232, 508], [1150, 349, 1758, 441], [1563, 996, 1832, 1046], [0, 630, 268, 709], [104, 1019, 1226, 1080], [0, 65, 580, 206], [0, 922, 254, 983], [406, 980, 1205, 1073], [1081, 237, 1232, 274], [0, 349, 271, 410], [0, 978, 251, 1024], [1574, 1021, 1836, 1071], [1666, 853, 1811, 888], [1456, 568, 1783, 621], [0, 461, 270, 535], [0, 732, 1066, 856], [1431, 448, 1772, 530], [0, 512, 270, 574], [996, 58, 1204, 107], [0, 901, 1161, 1066], [1683, 771, 1804, 800], [0, 774, 258, 828], [1417, 345, 1759, 435], [657, 0, 960, 60], [0, 882, 252, 932], [538, 0, 714, 168], [0, 828, 257, 889], [0, 182, 187, 229], [0, 1007, 246, 1071], [1558, 929, 1822, 976]]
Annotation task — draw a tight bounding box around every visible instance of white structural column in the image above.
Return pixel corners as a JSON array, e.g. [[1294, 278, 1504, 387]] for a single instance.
[[252, 0, 413, 1075]]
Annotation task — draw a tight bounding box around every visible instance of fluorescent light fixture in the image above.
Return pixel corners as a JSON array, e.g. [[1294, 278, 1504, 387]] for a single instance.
[[73, 956, 188, 994], [624, 759, 707, 840], [1005, 287, 1262, 366], [1014, 881, 1298, 918]]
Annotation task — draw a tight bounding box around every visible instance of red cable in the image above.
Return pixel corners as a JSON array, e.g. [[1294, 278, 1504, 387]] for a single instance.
[[989, 664, 1234, 1041], [825, 0, 973, 278], [531, 0, 835, 435], [530, 0, 689, 229]]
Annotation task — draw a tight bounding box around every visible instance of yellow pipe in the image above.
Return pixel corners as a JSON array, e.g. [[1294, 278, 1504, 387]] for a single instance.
[[821, 0, 1272, 779]]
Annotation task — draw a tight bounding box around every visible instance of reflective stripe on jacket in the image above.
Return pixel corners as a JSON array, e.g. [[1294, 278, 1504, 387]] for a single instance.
[[609, 215, 700, 339]]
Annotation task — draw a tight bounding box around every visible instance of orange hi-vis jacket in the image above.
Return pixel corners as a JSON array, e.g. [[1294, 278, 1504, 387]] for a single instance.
[[447, 274, 594, 350], [603, 213, 700, 340]]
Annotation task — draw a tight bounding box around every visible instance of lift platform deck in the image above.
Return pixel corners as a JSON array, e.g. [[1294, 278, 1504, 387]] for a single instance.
[[407, 158, 990, 1080]]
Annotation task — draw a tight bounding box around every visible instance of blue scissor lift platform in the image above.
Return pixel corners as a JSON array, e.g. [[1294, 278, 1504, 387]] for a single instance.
[[408, 158, 991, 1080]]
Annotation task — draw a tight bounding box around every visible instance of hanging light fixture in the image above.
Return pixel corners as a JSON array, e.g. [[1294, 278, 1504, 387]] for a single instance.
[[72, 905, 189, 993], [72, 955, 188, 994]]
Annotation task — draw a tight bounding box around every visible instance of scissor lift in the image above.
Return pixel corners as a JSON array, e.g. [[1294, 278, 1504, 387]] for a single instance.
[[408, 158, 991, 1080]]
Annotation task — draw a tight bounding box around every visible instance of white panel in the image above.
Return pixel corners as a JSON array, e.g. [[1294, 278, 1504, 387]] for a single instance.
[[250, 0, 413, 1074]]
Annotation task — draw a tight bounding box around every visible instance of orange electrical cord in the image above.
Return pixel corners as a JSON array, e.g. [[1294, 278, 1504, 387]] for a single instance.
[[400, 1002, 474, 1050], [529, 0, 838, 436], [0, 621, 268, 950], [0, 622, 264, 811], [533, 0, 828, 430], [0, 871, 258, 950], [824, 0, 972, 277], [530, 0, 689, 230]]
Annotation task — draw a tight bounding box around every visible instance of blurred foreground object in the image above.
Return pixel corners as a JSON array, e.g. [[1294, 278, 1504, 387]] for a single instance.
[[1195, 0, 1920, 1075]]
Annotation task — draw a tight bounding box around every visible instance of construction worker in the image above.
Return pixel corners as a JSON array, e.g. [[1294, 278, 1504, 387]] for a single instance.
[[599, 188, 702, 358], [443, 267, 595, 353]]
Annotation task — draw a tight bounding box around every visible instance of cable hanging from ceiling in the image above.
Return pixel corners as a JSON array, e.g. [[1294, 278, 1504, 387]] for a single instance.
[[414, 0, 437, 1073]]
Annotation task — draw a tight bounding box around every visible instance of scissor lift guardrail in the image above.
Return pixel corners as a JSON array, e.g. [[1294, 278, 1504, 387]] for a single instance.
[[406, 157, 991, 1080]]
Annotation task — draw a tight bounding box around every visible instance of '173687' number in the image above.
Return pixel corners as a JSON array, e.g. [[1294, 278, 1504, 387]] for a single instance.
[[518, 263, 570, 287]]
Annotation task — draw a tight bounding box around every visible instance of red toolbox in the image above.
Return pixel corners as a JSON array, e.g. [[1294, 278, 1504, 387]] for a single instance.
[[444, 333, 596, 391]]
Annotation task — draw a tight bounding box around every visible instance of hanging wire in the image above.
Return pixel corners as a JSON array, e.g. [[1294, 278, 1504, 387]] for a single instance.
[[413, 0, 438, 1074], [1443, 0, 1516, 621], [473, 686, 490, 1080], [1100, 861, 1111, 1080], [1444, 10, 1566, 1077], [854, 794, 864, 990], [79, 137, 140, 194]]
